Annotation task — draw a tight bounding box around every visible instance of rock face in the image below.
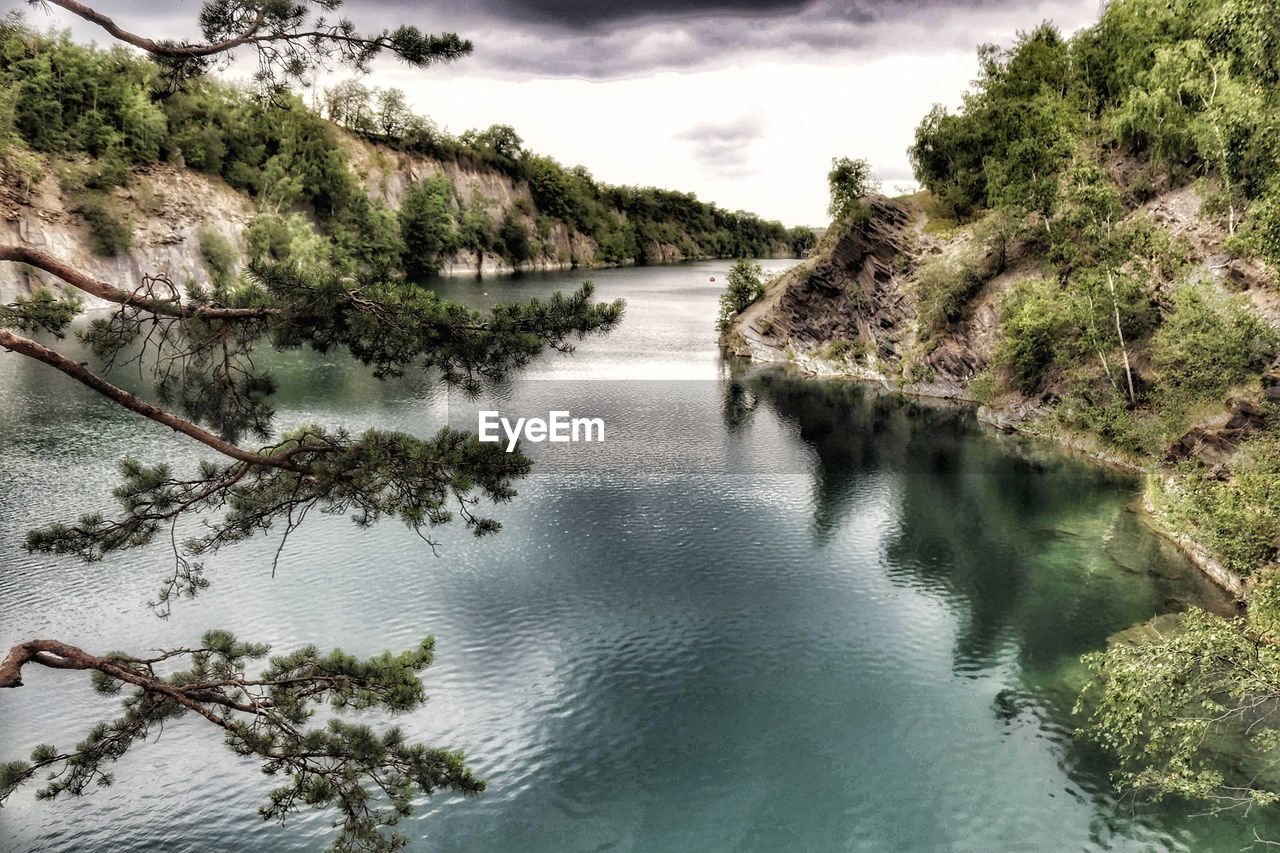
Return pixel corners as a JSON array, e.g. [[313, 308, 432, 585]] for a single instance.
[[724, 195, 999, 401], [761, 196, 916, 357], [0, 163, 252, 308], [1, 132, 785, 305], [1166, 398, 1271, 465], [344, 134, 606, 276]]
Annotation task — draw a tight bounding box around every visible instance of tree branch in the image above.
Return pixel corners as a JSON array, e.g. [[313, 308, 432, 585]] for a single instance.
[[0, 329, 301, 470], [0, 246, 277, 320], [38, 0, 266, 59]]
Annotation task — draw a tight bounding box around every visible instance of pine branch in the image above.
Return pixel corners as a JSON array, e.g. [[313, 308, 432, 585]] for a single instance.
[[0, 631, 483, 851], [0, 245, 278, 320], [31, 0, 473, 87]]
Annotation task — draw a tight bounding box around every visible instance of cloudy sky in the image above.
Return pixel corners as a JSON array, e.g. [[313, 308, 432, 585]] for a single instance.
[[22, 0, 1105, 226]]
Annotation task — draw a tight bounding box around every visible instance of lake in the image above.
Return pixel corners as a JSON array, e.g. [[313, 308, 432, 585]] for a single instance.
[[0, 259, 1271, 851]]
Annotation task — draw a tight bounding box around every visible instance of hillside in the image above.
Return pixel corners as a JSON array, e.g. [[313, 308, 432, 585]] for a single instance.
[[0, 21, 802, 305], [725, 0, 1280, 810]]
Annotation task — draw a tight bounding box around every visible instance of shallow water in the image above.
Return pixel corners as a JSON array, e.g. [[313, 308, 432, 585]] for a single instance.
[[0, 259, 1271, 851]]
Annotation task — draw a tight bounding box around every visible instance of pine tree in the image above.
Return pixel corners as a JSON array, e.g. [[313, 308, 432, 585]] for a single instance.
[[0, 3, 623, 848]]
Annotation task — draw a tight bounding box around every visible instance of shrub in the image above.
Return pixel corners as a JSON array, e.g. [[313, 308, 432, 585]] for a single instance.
[[245, 213, 330, 272], [1163, 438, 1280, 577], [824, 338, 865, 361], [398, 177, 458, 280], [498, 213, 532, 264], [716, 259, 766, 331], [827, 156, 879, 222], [74, 194, 132, 256], [994, 277, 1065, 393], [914, 245, 988, 337], [197, 225, 238, 282], [1240, 184, 1280, 266], [1151, 284, 1278, 400]]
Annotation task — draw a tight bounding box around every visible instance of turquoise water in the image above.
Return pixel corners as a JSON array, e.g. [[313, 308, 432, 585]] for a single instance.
[[0, 259, 1272, 851]]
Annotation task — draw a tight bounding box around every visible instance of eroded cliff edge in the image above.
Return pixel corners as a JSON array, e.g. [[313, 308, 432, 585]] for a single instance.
[[724, 192, 1280, 597]]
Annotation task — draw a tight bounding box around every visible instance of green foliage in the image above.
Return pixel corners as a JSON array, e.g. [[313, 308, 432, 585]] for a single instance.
[[1078, 568, 1280, 810], [827, 157, 878, 222], [0, 631, 483, 851], [1151, 284, 1278, 399], [1080, 601, 1280, 809], [497, 212, 532, 264], [1239, 181, 1280, 265], [1161, 434, 1280, 576], [993, 277, 1067, 393], [716, 259, 766, 331], [910, 23, 1076, 219], [398, 177, 457, 280], [0, 20, 789, 276], [0, 289, 83, 337], [73, 193, 132, 256], [197, 225, 238, 283], [789, 226, 817, 257], [245, 213, 330, 272], [914, 243, 989, 338], [823, 338, 865, 362]]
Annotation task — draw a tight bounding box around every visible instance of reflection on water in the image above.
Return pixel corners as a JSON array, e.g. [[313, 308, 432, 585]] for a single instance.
[[0, 260, 1270, 851]]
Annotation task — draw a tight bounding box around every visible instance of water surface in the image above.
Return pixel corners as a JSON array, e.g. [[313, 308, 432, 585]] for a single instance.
[[0, 259, 1268, 851]]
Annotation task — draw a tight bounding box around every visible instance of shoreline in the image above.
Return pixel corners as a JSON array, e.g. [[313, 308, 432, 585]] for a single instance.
[[757, 354, 1248, 601]]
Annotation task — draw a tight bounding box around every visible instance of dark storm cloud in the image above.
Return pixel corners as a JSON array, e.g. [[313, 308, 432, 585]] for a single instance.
[[676, 117, 765, 177], [404, 0, 1060, 78], [26, 0, 1081, 79], [479, 0, 814, 30]]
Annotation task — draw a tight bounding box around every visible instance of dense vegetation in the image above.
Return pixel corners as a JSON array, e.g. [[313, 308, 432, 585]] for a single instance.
[[0, 20, 791, 278], [908, 0, 1280, 818], [323, 82, 794, 268]]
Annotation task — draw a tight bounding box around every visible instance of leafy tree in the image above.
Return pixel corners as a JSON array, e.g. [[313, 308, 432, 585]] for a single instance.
[[1079, 569, 1280, 810], [716, 259, 766, 331], [0, 3, 623, 849], [788, 226, 817, 257], [459, 124, 524, 166], [1151, 284, 1278, 399], [324, 79, 374, 132], [497, 211, 532, 264], [398, 176, 458, 280], [993, 277, 1066, 394], [826, 156, 878, 222], [374, 87, 411, 138]]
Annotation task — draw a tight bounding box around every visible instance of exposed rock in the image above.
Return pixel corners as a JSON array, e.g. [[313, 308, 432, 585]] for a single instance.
[[1, 132, 788, 305], [0, 163, 251, 307], [1264, 365, 1280, 402], [726, 194, 1003, 401], [1165, 397, 1270, 464]]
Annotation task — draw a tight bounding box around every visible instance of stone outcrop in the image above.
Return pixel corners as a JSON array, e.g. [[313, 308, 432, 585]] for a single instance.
[[1, 131, 784, 305], [724, 194, 1000, 401], [1166, 397, 1271, 465], [0, 163, 251, 308]]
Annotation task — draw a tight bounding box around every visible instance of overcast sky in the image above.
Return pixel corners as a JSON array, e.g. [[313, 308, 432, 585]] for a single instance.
[[20, 0, 1105, 226]]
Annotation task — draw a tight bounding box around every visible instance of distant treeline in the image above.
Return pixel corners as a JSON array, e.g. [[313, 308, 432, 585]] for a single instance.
[[0, 20, 811, 275]]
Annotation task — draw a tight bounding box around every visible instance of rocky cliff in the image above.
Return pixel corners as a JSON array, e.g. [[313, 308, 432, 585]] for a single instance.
[[0, 131, 779, 307], [724, 195, 1001, 401], [0, 162, 253, 307], [723, 190, 1280, 595]]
